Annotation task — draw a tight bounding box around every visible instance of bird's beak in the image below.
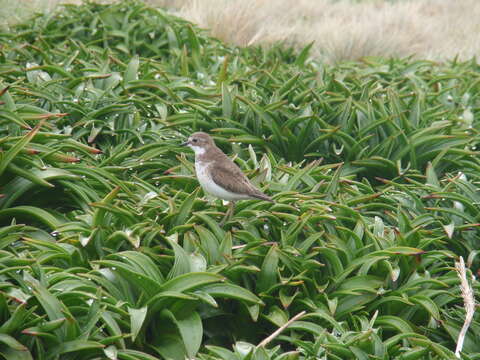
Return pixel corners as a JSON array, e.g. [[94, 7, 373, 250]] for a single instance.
[[181, 140, 190, 146]]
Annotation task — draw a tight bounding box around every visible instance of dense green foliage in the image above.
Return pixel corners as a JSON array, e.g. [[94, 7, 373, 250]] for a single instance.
[[1, 1, 480, 359]]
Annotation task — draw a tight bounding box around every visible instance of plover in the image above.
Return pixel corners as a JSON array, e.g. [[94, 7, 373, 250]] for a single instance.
[[182, 132, 273, 224]]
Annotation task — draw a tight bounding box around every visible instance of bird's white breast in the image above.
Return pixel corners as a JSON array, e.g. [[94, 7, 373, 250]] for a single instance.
[[189, 145, 205, 155], [195, 161, 249, 201]]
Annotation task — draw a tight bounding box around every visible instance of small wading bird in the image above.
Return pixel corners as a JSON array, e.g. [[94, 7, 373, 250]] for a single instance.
[[182, 132, 273, 225]]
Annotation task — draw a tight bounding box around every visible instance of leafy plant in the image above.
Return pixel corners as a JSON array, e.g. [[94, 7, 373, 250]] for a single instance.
[[0, 1, 479, 359]]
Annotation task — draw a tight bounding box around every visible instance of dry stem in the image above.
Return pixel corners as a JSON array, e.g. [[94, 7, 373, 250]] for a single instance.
[[455, 256, 475, 358], [257, 311, 306, 348]]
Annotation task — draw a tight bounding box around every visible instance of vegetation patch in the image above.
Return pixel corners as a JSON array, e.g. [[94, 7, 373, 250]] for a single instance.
[[0, 1, 479, 359]]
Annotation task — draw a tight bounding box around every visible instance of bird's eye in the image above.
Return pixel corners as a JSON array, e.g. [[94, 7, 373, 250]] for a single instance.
[[192, 139, 198, 143]]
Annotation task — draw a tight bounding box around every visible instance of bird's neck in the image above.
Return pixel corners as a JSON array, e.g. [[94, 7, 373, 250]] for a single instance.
[[195, 145, 221, 162], [191, 145, 206, 156]]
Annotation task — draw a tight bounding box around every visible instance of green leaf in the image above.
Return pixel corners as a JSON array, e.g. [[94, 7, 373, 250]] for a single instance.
[[425, 162, 440, 188], [46, 340, 104, 360], [0, 120, 44, 177], [0, 334, 28, 351], [410, 295, 441, 320], [195, 225, 220, 264], [0, 303, 29, 334], [161, 272, 223, 293], [0, 168, 79, 209], [161, 309, 202, 358], [92, 187, 121, 228], [22, 318, 66, 334], [0, 206, 63, 229], [167, 238, 192, 279], [373, 247, 425, 256], [295, 42, 314, 67], [202, 283, 263, 305], [222, 83, 233, 118], [29, 281, 74, 341], [257, 245, 279, 293], [117, 349, 159, 360], [206, 345, 237, 360], [124, 55, 140, 84], [95, 259, 163, 297], [174, 189, 199, 227], [375, 316, 414, 333], [128, 306, 147, 342]]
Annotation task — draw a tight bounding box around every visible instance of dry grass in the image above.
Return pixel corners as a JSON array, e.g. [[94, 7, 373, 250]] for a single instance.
[[174, 0, 480, 63], [455, 257, 476, 358], [4, 0, 480, 63]]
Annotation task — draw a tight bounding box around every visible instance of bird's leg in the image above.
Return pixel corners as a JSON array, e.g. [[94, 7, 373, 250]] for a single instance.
[[229, 201, 236, 221], [220, 201, 235, 226]]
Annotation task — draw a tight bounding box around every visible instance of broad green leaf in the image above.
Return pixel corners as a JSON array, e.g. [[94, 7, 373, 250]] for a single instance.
[[128, 306, 147, 342], [0, 168, 80, 208], [161, 272, 223, 293], [30, 282, 75, 341], [257, 245, 279, 293], [0, 206, 63, 229], [124, 55, 140, 84], [375, 316, 414, 333], [161, 309, 202, 358], [0, 333, 28, 351], [151, 334, 187, 360], [194, 225, 220, 264], [95, 259, 163, 297], [202, 283, 263, 305], [206, 345, 237, 360], [174, 189, 199, 227], [167, 238, 192, 279], [46, 340, 104, 360], [410, 295, 441, 320]]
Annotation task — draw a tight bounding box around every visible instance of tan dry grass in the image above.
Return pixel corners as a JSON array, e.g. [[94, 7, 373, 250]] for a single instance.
[[455, 257, 476, 358], [5, 0, 480, 63], [173, 0, 480, 63]]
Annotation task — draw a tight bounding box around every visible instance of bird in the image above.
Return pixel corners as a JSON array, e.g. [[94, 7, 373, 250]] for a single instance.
[[182, 132, 273, 225]]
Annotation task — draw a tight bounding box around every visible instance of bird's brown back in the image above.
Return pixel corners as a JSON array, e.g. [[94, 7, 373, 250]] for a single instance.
[[199, 146, 272, 201]]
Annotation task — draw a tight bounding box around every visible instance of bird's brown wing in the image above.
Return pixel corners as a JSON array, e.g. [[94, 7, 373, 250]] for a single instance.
[[210, 157, 257, 196], [208, 149, 273, 202]]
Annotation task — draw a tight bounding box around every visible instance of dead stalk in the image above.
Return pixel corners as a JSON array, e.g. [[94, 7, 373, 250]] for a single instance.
[[257, 311, 306, 348], [455, 256, 475, 358]]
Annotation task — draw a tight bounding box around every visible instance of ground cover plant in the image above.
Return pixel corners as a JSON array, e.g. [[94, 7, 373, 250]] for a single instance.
[[4, 0, 480, 63], [0, 1, 480, 359]]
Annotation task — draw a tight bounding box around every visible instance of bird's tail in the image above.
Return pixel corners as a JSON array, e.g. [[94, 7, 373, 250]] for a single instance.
[[252, 191, 274, 203]]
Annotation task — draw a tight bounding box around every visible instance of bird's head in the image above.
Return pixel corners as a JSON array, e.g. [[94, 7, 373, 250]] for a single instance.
[[182, 132, 215, 155]]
